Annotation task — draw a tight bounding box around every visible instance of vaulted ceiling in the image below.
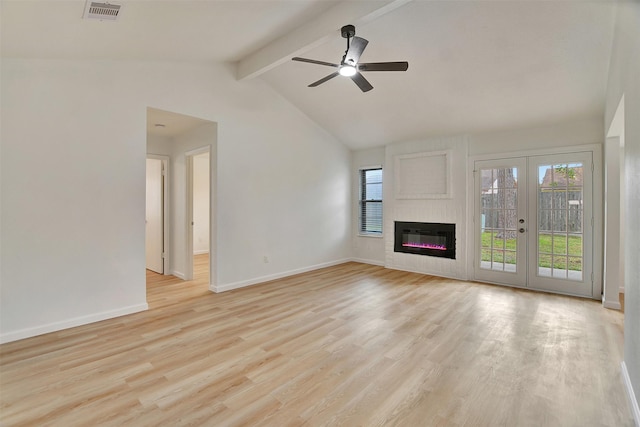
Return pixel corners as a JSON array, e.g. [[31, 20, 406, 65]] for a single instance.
[[1, 0, 616, 150]]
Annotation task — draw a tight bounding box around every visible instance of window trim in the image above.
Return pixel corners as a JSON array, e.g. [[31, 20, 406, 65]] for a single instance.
[[358, 166, 383, 236]]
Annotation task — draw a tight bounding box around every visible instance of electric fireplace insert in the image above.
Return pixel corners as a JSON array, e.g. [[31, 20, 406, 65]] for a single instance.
[[394, 221, 456, 259]]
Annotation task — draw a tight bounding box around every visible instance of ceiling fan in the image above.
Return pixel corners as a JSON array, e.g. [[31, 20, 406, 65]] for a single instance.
[[292, 24, 409, 93]]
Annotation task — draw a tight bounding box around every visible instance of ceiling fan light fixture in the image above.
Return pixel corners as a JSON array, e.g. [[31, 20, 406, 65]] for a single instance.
[[339, 65, 357, 77], [291, 24, 408, 92]]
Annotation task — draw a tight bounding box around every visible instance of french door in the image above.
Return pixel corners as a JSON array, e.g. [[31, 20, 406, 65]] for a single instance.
[[474, 152, 594, 297]]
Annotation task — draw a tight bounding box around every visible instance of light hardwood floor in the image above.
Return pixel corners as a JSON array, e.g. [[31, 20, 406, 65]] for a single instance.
[[0, 259, 633, 426]]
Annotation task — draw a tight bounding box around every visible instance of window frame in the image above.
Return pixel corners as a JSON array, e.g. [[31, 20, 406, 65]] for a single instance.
[[359, 166, 383, 236]]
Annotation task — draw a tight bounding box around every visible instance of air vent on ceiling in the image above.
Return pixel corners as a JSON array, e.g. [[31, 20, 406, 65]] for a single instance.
[[83, 1, 121, 21]]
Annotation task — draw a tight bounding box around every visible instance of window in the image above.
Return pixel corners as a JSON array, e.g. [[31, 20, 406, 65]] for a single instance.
[[359, 167, 383, 234]]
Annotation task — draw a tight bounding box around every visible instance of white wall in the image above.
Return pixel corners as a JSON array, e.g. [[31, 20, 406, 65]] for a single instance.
[[1, 60, 149, 343], [604, 1, 640, 420], [0, 59, 351, 342], [469, 116, 604, 154], [215, 115, 351, 291], [147, 134, 173, 156], [193, 152, 210, 255]]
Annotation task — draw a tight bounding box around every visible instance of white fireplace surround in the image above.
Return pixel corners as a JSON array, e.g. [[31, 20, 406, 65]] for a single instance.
[[385, 136, 469, 280]]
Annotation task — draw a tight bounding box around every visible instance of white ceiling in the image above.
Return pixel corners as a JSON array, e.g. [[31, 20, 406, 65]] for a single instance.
[[0, 0, 340, 62], [147, 107, 213, 138], [1, 0, 616, 150]]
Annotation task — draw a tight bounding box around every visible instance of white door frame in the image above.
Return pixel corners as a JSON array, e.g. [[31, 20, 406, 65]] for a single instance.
[[467, 144, 603, 299], [185, 146, 213, 286], [602, 94, 625, 309], [147, 154, 170, 275]]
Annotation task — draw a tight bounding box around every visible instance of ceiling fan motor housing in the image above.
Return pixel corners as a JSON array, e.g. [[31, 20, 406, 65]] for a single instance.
[[341, 24, 356, 39]]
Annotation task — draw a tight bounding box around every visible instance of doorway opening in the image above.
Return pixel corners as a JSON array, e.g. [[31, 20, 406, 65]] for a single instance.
[[186, 148, 211, 287], [145, 156, 168, 275], [145, 107, 217, 296]]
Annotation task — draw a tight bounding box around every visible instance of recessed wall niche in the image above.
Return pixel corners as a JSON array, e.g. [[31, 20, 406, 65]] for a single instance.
[[394, 150, 452, 199]]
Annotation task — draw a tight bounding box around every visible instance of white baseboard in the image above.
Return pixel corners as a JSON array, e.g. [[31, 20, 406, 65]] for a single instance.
[[213, 258, 351, 293], [603, 297, 622, 310], [172, 270, 186, 280], [193, 250, 209, 255], [620, 286, 625, 294], [351, 257, 385, 266], [622, 361, 640, 426], [0, 303, 148, 344]]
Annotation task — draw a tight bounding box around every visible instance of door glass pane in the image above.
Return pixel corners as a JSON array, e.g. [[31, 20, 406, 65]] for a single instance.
[[553, 190, 567, 209], [479, 167, 518, 272], [552, 235, 567, 255], [505, 209, 517, 230], [537, 163, 583, 281]]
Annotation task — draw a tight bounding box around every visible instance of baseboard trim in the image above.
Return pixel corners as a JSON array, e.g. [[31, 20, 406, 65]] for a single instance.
[[0, 303, 149, 344], [351, 258, 385, 267], [603, 298, 622, 310], [214, 258, 352, 293], [620, 286, 625, 294], [193, 250, 209, 256], [172, 270, 186, 280], [622, 361, 640, 426]]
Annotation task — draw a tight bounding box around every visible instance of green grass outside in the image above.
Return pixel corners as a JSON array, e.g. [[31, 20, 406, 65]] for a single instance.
[[481, 232, 582, 270]]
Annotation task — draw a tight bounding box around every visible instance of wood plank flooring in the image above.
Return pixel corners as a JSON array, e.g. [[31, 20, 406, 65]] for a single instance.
[[0, 259, 633, 426]]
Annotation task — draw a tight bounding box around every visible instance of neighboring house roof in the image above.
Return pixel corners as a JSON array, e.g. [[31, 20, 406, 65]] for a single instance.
[[480, 169, 517, 194], [480, 170, 494, 191]]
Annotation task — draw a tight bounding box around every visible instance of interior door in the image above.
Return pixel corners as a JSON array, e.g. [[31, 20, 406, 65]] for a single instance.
[[474, 158, 528, 287], [146, 158, 164, 274], [474, 153, 594, 297]]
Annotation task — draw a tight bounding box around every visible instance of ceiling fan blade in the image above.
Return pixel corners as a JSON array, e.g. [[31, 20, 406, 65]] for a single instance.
[[308, 71, 340, 87], [358, 62, 409, 72], [344, 36, 368, 65], [292, 57, 339, 68], [351, 72, 373, 92]]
